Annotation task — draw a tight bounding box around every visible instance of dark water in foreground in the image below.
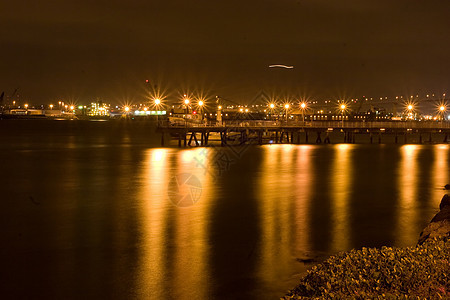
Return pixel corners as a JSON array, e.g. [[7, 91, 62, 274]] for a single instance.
[[0, 120, 448, 299]]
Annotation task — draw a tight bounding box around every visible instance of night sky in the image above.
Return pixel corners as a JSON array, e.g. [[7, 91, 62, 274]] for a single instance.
[[2, 0, 450, 105]]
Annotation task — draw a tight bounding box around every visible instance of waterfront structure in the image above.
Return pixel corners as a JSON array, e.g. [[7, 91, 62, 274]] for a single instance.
[[157, 120, 450, 147]]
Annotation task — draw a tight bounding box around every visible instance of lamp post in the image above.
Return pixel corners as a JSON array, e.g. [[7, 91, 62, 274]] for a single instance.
[[284, 103, 290, 124], [154, 98, 161, 123], [198, 100, 204, 122], [407, 104, 414, 120], [184, 97, 190, 114], [300, 102, 306, 125], [340, 104, 346, 127], [269, 103, 275, 121], [439, 105, 446, 126]]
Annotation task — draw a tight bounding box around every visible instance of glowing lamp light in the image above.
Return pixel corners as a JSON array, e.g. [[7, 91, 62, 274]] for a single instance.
[[440, 105, 445, 112], [407, 105, 413, 110], [269, 103, 275, 109], [284, 104, 290, 109], [218, 105, 222, 110], [154, 99, 161, 105], [300, 103, 306, 109], [340, 104, 346, 110], [184, 99, 190, 105], [198, 100, 204, 106], [124, 106, 130, 112], [239, 108, 244, 112]]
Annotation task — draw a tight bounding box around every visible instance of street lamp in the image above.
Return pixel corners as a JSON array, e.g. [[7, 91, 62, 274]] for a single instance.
[[154, 98, 161, 123], [406, 104, 414, 120], [284, 103, 290, 124], [439, 105, 446, 125], [184, 98, 190, 115], [268, 103, 275, 121], [198, 100, 204, 122], [49, 104, 53, 110], [300, 102, 307, 124], [340, 104, 346, 126]]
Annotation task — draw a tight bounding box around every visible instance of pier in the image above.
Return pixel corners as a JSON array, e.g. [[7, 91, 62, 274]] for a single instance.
[[157, 120, 450, 147]]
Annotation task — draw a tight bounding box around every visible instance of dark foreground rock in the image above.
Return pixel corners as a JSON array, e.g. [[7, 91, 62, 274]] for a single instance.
[[284, 195, 450, 299], [418, 194, 450, 244], [283, 237, 449, 299]]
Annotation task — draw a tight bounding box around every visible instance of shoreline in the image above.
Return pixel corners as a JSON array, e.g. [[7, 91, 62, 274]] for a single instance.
[[283, 195, 450, 299]]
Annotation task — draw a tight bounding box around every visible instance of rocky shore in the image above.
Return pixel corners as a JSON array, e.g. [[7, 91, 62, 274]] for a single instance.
[[283, 194, 450, 299]]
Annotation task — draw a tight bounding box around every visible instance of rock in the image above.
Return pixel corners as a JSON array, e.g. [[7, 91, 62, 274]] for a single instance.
[[439, 194, 450, 210], [418, 195, 450, 244]]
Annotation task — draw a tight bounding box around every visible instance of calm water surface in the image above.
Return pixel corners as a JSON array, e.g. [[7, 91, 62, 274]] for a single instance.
[[0, 120, 448, 299]]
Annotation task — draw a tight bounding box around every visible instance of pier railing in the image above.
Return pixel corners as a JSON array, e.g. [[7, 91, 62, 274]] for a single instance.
[[160, 120, 450, 130]]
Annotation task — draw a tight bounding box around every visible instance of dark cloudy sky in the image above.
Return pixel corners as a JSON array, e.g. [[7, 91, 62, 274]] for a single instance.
[[1, 0, 450, 104]]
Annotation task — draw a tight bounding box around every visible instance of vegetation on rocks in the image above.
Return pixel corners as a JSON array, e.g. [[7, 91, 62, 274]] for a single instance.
[[283, 236, 449, 299]]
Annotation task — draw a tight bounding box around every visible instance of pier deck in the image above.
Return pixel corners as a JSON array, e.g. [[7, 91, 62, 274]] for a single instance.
[[157, 120, 450, 147]]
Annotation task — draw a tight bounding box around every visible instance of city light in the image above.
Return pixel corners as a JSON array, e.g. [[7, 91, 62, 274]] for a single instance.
[[124, 106, 130, 112], [284, 103, 290, 123], [407, 104, 413, 110], [155, 98, 161, 105], [198, 100, 204, 106], [300, 102, 307, 124], [340, 104, 346, 110], [269, 103, 275, 109]]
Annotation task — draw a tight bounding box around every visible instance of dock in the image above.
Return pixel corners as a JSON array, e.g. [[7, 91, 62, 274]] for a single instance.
[[156, 120, 450, 147]]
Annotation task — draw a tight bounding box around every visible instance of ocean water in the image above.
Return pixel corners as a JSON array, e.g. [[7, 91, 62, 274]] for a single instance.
[[0, 120, 448, 299]]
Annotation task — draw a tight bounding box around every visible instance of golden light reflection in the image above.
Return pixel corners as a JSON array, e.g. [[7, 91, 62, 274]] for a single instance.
[[257, 145, 312, 286], [171, 148, 213, 299], [293, 145, 314, 255], [432, 145, 449, 207], [137, 148, 172, 298], [151, 148, 166, 162], [137, 148, 213, 299], [331, 144, 353, 252], [396, 145, 420, 247]]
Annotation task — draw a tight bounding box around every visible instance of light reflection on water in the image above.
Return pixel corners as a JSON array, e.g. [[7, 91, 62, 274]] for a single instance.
[[331, 144, 352, 252], [1, 130, 450, 299], [397, 145, 420, 247]]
